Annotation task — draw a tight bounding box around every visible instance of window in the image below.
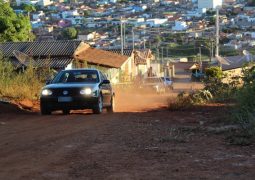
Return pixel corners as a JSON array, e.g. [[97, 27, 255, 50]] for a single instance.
[[52, 70, 99, 83]]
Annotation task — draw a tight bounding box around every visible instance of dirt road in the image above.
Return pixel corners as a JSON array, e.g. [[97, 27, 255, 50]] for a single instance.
[[1, 92, 255, 180]]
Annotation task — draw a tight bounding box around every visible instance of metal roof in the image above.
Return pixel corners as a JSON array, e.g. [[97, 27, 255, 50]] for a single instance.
[[0, 40, 82, 57], [11, 57, 73, 69]]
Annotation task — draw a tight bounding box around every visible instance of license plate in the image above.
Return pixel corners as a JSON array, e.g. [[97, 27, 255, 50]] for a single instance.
[[58, 97, 72, 102]]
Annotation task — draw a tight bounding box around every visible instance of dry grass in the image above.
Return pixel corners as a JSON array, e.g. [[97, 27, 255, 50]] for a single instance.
[[0, 58, 49, 101]]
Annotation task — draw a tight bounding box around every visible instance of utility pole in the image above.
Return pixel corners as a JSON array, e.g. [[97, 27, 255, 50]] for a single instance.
[[161, 47, 164, 64], [199, 46, 202, 73], [123, 22, 126, 48], [215, 7, 220, 57], [143, 29, 146, 49], [120, 18, 123, 55], [157, 48, 159, 62], [199, 46, 201, 62], [132, 27, 135, 50], [211, 39, 214, 60]]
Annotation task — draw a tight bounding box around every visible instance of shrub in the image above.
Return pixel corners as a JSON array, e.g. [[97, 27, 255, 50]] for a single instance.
[[203, 66, 240, 102], [0, 58, 52, 101], [168, 90, 213, 110], [233, 64, 255, 134], [205, 66, 223, 79]]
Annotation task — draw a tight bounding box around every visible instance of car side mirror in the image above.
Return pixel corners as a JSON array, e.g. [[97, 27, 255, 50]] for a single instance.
[[102, 79, 110, 84]]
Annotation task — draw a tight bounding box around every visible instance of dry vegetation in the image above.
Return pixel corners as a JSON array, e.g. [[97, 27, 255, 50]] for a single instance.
[[0, 57, 52, 101], [168, 65, 255, 145]]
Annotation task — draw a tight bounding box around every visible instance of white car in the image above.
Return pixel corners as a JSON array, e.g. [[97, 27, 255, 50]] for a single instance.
[[141, 77, 167, 94]]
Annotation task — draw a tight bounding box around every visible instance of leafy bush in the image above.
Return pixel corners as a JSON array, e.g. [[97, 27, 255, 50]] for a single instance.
[[205, 66, 223, 79], [203, 66, 240, 102], [232, 63, 255, 136], [168, 90, 213, 110]]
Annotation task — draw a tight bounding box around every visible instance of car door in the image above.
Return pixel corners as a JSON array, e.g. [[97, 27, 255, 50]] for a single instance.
[[99, 72, 112, 106]]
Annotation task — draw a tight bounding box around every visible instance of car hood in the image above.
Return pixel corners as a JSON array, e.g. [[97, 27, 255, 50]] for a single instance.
[[43, 83, 99, 90]]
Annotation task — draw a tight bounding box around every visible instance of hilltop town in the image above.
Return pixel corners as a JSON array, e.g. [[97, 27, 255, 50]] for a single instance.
[[10, 0, 255, 58], [0, 0, 252, 84]]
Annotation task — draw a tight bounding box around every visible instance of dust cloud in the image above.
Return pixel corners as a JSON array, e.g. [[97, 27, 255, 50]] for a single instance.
[[114, 86, 175, 112]]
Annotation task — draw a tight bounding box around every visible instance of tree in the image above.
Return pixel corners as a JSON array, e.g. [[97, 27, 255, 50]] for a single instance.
[[208, 16, 216, 26], [62, 27, 77, 40], [0, 0, 32, 42], [22, 4, 36, 18], [205, 66, 223, 79], [83, 10, 90, 17], [154, 35, 161, 47]]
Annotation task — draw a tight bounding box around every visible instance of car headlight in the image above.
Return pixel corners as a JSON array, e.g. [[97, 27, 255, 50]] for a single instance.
[[80, 88, 92, 95], [42, 89, 52, 96]]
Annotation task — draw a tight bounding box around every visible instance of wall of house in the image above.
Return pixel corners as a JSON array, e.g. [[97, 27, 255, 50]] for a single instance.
[[120, 57, 133, 82], [136, 64, 148, 77]]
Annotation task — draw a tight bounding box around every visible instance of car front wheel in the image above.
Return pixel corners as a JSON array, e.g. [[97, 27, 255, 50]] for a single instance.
[[92, 95, 103, 114], [40, 103, 51, 115]]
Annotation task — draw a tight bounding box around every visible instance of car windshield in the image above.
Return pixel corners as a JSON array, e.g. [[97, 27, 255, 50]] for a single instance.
[[144, 78, 161, 83], [52, 70, 99, 83]]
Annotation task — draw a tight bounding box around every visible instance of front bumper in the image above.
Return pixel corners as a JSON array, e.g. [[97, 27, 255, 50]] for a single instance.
[[40, 95, 98, 111]]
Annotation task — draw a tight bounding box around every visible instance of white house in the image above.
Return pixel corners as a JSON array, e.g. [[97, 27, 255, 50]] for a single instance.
[[146, 18, 168, 27], [127, 18, 145, 27], [32, 11, 45, 21], [172, 21, 188, 31], [37, 0, 52, 7], [16, 0, 52, 6], [78, 32, 99, 41], [247, 16, 255, 22], [186, 10, 203, 19], [62, 10, 79, 19], [224, 40, 242, 49], [109, 0, 117, 3], [65, 16, 83, 25]]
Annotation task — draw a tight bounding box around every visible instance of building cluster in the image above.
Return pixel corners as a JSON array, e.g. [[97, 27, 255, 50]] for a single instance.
[[11, 0, 255, 51]]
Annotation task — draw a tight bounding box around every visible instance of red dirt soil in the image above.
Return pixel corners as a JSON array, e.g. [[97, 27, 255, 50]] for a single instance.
[[0, 91, 255, 179]]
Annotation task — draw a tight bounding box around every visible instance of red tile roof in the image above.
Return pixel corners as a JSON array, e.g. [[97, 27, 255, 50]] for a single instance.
[[75, 45, 129, 68]]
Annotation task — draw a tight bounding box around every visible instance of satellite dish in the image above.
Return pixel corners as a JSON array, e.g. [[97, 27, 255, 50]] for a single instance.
[[243, 50, 251, 62], [12, 50, 36, 67], [215, 55, 230, 65]]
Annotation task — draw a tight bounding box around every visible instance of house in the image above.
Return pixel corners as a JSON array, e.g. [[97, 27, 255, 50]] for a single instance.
[[146, 18, 168, 27], [0, 41, 154, 83], [62, 10, 79, 19], [0, 40, 83, 71], [74, 45, 133, 83], [31, 20, 44, 29], [106, 48, 155, 77], [214, 55, 255, 83], [32, 11, 45, 21], [172, 21, 188, 31], [16, 0, 52, 7], [65, 16, 83, 25]]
